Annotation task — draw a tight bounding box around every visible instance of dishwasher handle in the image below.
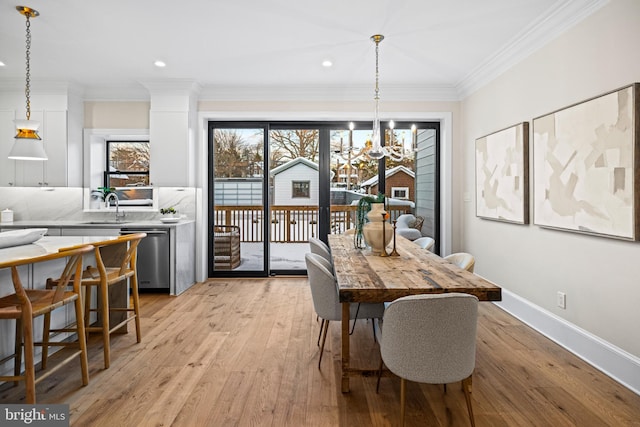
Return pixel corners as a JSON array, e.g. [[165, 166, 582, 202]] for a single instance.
[[120, 229, 168, 235]]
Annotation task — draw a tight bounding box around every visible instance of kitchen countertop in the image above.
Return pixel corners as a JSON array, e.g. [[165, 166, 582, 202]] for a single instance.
[[0, 235, 121, 263], [0, 219, 195, 229]]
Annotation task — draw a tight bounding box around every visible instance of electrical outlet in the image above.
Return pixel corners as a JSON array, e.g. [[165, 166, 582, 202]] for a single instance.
[[557, 292, 566, 309]]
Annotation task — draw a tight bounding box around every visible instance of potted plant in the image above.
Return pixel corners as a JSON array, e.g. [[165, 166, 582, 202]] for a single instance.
[[160, 206, 177, 218], [354, 193, 385, 249], [90, 187, 116, 208]]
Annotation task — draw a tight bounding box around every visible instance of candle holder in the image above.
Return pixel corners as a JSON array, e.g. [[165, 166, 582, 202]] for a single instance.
[[379, 212, 389, 257], [389, 219, 400, 257]]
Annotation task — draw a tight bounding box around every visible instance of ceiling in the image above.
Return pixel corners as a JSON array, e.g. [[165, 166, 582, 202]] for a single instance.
[[0, 0, 605, 101]]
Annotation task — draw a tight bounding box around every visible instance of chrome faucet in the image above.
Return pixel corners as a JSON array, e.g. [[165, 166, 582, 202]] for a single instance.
[[105, 192, 126, 222]]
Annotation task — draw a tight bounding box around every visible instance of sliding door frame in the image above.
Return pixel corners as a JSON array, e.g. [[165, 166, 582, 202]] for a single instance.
[[207, 119, 440, 277]]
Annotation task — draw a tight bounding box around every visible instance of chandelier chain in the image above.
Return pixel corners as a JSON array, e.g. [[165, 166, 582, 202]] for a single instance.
[[25, 14, 32, 120], [374, 38, 380, 101]]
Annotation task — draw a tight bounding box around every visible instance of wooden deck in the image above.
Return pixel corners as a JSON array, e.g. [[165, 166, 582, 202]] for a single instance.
[[1, 278, 639, 426]]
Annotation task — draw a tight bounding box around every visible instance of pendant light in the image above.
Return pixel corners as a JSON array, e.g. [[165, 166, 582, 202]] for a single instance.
[[8, 6, 47, 161], [336, 35, 410, 163]]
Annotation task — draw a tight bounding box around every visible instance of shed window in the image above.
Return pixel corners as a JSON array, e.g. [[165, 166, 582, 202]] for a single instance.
[[392, 187, 409, 199], [292, 181, 310, 198]]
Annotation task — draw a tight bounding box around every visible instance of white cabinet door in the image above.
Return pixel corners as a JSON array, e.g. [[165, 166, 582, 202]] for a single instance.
[[150, 111, 190, 186], [0, 110, 17, 186], [43, 111, 68, 187]]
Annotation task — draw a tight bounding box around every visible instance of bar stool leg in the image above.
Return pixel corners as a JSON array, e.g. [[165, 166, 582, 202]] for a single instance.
[[74, 294, 89, 385], [41, 312, 51, 370], [13, 319, 22, 386], [100, 280, 111, 369], [83, 284, 92, 340], [131, 273, 142, 343], [22, 312, 36, 404]]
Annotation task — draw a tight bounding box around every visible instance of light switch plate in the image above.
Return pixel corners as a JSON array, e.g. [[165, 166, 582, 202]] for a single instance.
[[557, 292, 566, 309]]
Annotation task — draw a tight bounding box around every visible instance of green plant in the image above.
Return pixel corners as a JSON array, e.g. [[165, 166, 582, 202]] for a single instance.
[[92, 187, 115, 201], [353, 193, 385, 249], [160, 207, 177, 215]]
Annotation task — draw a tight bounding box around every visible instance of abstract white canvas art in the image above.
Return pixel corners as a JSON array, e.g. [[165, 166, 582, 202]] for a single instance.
[[533, 84, 639, 240], [475, 122, 529, 224]]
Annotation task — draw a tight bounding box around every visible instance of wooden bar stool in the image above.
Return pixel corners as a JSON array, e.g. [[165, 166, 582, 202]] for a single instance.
[[0, 244, 94, 404], [47, 233, 146, 369]]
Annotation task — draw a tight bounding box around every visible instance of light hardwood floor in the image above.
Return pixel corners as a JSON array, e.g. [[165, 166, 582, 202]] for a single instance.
[[1, 278, 639, 426]]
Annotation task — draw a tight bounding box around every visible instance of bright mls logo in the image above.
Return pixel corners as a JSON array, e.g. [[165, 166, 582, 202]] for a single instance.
[[1, 405, 69, 426]]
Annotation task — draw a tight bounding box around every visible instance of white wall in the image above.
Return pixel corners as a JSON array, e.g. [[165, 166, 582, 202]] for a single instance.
[[460, 0, 640, 365]]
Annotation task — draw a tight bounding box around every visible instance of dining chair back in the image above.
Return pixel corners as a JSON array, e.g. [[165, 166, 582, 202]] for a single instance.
[[305, 253, 384, 369], [309, 237, 332, 265], [395, 214, 423, 241], [0, 244, 94, 404], [47, 233, 146, 369], [444, 252, 475, 273], [413, 237, 435, 251], [379, 293, 479, 426]]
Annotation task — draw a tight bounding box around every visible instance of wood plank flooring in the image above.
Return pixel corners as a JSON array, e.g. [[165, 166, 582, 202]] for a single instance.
[[0, 278, 639, 426]]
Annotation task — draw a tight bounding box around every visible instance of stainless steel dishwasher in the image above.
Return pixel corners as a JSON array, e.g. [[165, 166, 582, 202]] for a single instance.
[[120, 228, 170, 291]]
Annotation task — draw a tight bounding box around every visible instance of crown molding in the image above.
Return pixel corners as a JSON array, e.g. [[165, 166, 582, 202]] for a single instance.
[[198, 84, 459, 102], [456, 0, 610, 99], [81, 83, 150, 101], [139, 79, 202, 97]]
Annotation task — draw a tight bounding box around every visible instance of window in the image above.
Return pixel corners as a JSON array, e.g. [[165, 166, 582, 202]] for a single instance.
[[392, 187, 409, 199], [292, 181, 310, 198], [106, 140, 150, 187]]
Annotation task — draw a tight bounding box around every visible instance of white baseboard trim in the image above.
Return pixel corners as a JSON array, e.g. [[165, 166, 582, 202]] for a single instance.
[[494, 289, 640, 396]]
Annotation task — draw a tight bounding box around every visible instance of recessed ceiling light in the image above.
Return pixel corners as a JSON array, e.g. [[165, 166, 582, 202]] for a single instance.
[[0, 61, 5, 67], [154, 60, 166, 68], [322, 60, 333, 68]]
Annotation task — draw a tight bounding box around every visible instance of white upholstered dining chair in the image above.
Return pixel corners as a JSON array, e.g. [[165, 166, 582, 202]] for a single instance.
[[377, 293, 479, 426], [444, 252, 475, 273], [394, 214, 423, 241], [309, 237, 332, 265], [305, 253, 384, 369], [412, 236, 435, 251]]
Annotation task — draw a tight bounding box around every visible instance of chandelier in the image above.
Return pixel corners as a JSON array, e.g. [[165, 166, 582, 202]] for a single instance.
[[8, 6, 47, 161], [335, 35, 418, 164]]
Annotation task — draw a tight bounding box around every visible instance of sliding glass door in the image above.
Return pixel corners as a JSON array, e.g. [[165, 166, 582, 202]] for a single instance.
[[208, 120, 439, 277], [208, 122, 330, 276], [268, 126, 320, 272], [209, 125, 268, 275]]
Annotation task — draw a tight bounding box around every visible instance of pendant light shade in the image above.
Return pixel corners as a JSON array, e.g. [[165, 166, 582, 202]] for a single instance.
[[9, 119, 47, 160]]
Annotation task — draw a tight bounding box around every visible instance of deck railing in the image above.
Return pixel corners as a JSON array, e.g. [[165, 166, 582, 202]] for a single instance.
[[213, 205, 410, 243]]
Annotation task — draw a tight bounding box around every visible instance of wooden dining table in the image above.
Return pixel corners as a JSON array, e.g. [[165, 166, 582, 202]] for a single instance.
[[328, 233, 502, 393]]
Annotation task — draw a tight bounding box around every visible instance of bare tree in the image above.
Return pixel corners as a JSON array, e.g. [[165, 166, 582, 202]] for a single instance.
[[110, 142, 150, 171], [214, 129, 263, 178], [269, 129, 319, 167]]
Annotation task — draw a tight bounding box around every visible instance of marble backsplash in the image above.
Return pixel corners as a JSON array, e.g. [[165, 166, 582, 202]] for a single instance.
[[0, 187, 199, 222]]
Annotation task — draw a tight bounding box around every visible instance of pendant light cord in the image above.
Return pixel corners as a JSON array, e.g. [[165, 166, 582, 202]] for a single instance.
[[24, 13, 32, 121]]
